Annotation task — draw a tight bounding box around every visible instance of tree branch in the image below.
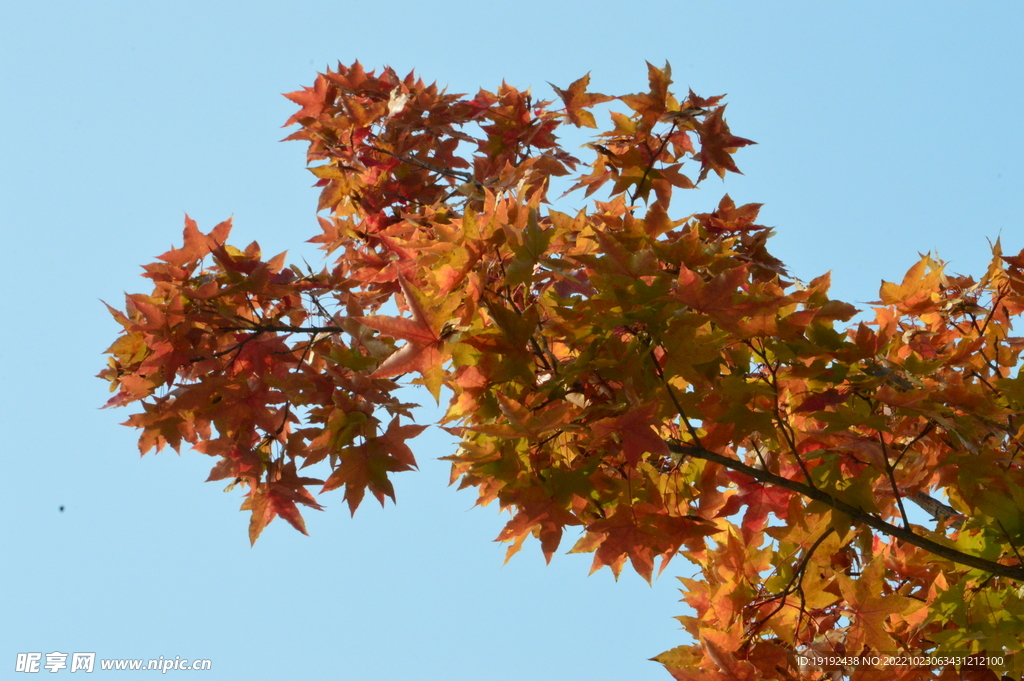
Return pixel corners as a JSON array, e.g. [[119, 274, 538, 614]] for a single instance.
[[878, 433, 911, 529], [667, 442, 1024, 581], [629, 121, 677, 205], [908, 491, 965, 529], [369, 145, 475, 182], [746, 527, 835, 640], [215, 324, 345, 334]]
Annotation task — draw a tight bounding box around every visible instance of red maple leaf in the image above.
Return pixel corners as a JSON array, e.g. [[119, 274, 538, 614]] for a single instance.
[[242, 462, 323, 544], [357, 275, 459, 399], [320, 418, 425, 514], [590, 402, 670, 466], [157, 215, 232, 266], [717, 473, 792, 540], [692, 194, 766, 235], [283, 73, 330, 126], [697, 106, 755, 181]]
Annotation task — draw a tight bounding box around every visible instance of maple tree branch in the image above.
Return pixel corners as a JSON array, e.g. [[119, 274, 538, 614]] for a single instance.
[[748, 340, 815, 488], [629, 121, 677, 205], [369, 144, 474, 183], [187, 338, 250, 363], [746, 527, 835, 641], [907, 490, 963, 527], [894, 421, 934, 469], [998, 519, 1024, 565], [877, 433, 911, 529], [270, 334, 320, 440], [979, 286, 1008, 336], [964, 370, 1024, 468], [750, 440, 770, 470], [312, 128, 478, 206], [650, 343, 704, 447], [306, 292, 332, 319], [967, 289, 1009, 378], [666, 441, 1024, 581], [529, 335, 554, 374], [530, 320, 560, 376], [215, 323, 346, 334]]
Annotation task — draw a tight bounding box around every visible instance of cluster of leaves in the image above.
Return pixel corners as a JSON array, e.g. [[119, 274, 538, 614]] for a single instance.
[[101, 61, 1024, 679]]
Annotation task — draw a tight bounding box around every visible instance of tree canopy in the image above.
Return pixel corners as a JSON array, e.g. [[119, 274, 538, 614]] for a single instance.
[[101, 61, 1024, 679]]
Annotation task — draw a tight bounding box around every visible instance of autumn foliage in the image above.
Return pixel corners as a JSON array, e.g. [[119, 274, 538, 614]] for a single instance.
[[101, 61, 1024, 678]]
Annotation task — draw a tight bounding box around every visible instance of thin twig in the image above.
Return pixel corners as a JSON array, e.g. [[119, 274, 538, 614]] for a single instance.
[[878, 433, 911, 529], [746, 527, 835, 640], [214, 324, 346, 334], [629, 121, 678, 205]]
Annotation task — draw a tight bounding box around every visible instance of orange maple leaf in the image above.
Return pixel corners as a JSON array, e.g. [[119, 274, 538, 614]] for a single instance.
[[242, 462, 323, 544], [157, 215, 232, 267], [836, 556, 914, 653], [282, 73, 330, 126], [357, 275, 459, 399], [549, 73, 614, 128]]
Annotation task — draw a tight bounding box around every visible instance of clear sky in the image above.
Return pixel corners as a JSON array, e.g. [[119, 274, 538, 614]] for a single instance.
[[2, 2, 1022, 679]]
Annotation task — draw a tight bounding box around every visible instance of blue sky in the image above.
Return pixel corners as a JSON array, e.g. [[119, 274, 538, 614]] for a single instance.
[[2, 2, 1022, 679]]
